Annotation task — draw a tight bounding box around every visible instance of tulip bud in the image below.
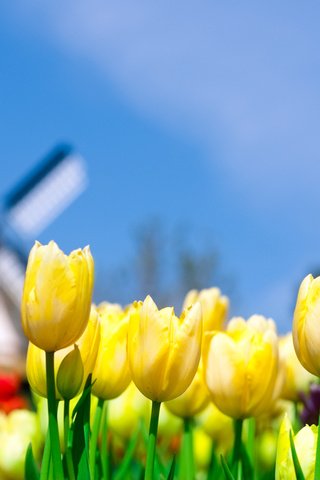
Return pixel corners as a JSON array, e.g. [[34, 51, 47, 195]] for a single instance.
[[203, 315, 279, 418], [92, 303, 131, 400], [276, 413, 317, 479], [26, 305, 100, 399], [128, 296, 202, 402], [183, 287, 228, 333], [57, 345, 84, 400], [279, 333, 316, 401], [293, 274, 320, 376], [196, 402, 234, 454], [21, 240, 94, 352], [165, 362, 209, 418]]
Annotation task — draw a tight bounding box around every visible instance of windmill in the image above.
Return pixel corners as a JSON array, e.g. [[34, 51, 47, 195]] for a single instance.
[[0, 145, 87, 372]]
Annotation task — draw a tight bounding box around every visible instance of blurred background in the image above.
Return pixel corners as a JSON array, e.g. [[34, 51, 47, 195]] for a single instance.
[[1, 0, 320, 361]]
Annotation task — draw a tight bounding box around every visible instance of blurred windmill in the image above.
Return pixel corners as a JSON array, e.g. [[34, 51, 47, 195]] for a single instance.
[[0, 145, 87, 373]]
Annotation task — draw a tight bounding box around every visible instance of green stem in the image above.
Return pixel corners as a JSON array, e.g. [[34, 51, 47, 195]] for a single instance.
[[314, 411, 320, 480], [232, 418, 243, 479], [207, 441, 218, 480], [101, 401, 109, 480], [144, 401, 161, 480], [179, 418, 195, 480], [64, 399, 75, 480], [90, 397, 104, 479], [40, 429, 51, 480], [45, 351, 64, 480], [246, 417, 255, 466]]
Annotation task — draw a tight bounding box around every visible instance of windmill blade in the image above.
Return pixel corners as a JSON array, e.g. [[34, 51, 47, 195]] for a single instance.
[[3, 145, 87, 238], [0, 243, 26, 306]]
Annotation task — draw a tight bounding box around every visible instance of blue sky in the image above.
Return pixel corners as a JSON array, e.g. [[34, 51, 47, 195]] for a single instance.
[[1, 1, 320, 331]]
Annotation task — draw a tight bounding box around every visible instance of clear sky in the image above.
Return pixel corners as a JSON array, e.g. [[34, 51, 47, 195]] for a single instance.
[[1, 1, 320, 332]]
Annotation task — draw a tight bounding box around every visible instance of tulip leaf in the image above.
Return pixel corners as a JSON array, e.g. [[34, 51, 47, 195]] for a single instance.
[[70, 375, 92, 479], [289, 430, 305, 480], [220, 455, 236, 480], [25, 443, 40, 480], [114, 426, 141, 480], [166, 456, 176, 480], [240, 443, 254, 480]]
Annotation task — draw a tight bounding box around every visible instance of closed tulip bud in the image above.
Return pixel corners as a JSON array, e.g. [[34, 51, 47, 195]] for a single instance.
[[165, 362, 209, 418], [203, 315, 279, 418], [279, 333, 316, 401], [57, 345, 84, 400], [183, 287, 228, 333], [21, 240, 94, 352], [92, 303, 131, 400], [276, 413, 317, 480], [293, 274, 320, 376], [128, 295, 202, 402]]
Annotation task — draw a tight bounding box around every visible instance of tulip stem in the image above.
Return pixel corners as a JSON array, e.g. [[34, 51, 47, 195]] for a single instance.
[[314, 410, 320, 480], [145, 400, 161, 480], [101, 401, 109, 480], [90, 397, 104, 479], [45, 351, 64, 480], [179, 417, 195, 480], [246, 417, 255, 466], [64, 399, 75, 480], [232, 418, 243, 478]]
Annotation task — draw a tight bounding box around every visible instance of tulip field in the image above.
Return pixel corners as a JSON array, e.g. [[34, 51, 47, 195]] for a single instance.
[[1, 240, 320, 479]]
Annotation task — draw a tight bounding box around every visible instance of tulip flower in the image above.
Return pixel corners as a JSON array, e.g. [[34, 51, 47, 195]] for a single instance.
[[276, 413, 317, 479], [92, 303, 131, 400], [279, 333, 316, 402], [26, 305, 101, 399], [293, 274, 320, 376], [0, 410, 42, 480], [165, 363, 209, 418], [203, 315, 278, 419], [128, 295, 202, 402], [196, 402, 234, 455], [21, 240, 94, 352], [183, 287, 228, 333], [108, 382, 150, 439], [90, 303, 132, 478]]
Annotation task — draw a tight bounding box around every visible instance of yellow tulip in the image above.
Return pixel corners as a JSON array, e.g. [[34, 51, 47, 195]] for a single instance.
[[21, 240, 94, 352], [92, 303, 131, 400], [203, 315, 278, 418], [0, 410, 42, 480], [293, 274, 320, 376], [279, 332, 316, 401], [276, 413, 317, 480], [183, 287, 228, 333], [128, 295, 202, 402], [108, 382, 150, 439], [196, 402, 234, 454], [26, 305, 101, 398], [165, 362, 209, 418]]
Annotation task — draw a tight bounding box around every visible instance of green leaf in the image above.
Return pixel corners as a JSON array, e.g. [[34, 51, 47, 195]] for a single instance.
[[240, 443, 254, 480], [70, 375, 93, 479], [114, 426, 141, 480], [220, 455, 236, 480], [289, 430, 305, 480], [167, 456, 176, 480], [25, 443, 40, 480]]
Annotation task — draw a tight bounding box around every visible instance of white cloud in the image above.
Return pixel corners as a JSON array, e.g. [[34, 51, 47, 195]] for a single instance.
[[6, 1, 320, 210]]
